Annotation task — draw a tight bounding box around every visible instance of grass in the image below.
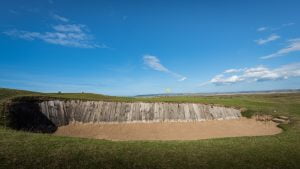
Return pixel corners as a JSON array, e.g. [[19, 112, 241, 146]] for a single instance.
[[0, 88, 300, 169]]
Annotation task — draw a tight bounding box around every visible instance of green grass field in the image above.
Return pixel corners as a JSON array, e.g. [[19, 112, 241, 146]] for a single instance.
[[0, 88, 300, 169]]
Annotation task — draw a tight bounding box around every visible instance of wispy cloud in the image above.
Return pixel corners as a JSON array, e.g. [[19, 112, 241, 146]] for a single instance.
[[143, 55, 187, 81], [52, 24, 85, 32], [3, 17, 107, 48], [282, 22, 295, 27], [201, 63, 300, 85], [255, 34, 280, 45], [224, 68, 245, 73], [257, 23, 295, 32], [272, 22, 295, 31], [52, 14, 69, 22], [257, 27, 268, 32], [260, 38, 300, 59], [143, 55, 169, 72], [9, 9, 18, 15]]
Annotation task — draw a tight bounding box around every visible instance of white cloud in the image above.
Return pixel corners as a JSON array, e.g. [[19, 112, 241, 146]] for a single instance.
[[178, 76, 187, 81], [143, 55, 169, 72], [257, 27, 268, 32], [52, 14, 69, 22], [257, 23, 295, 32], [255, 34, 280, 45], [210, 74, 244, 85], [272, 22, 295, 31], [224, 68, 245, 73], [204, 63, 300, 85], [52, 24, 85, 32], [282, 22, 295, 27], [261, 38, 300, 59], [143, 55, 187, 81], [3, 23, 107, 48], [3, 14, 108, 48]]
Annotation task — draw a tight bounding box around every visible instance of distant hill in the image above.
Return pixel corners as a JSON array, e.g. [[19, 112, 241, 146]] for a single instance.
[[135, 89, 300, 97]]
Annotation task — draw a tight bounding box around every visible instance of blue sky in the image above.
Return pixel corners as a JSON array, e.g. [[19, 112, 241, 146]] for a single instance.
[[1, 0, 300, 96]]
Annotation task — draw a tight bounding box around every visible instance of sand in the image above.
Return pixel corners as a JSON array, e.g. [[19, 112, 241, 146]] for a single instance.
[[53, 118, 282, 141]]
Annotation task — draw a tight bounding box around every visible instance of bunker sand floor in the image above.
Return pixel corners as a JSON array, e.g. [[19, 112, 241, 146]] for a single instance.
[[54, 118, 282, 141]]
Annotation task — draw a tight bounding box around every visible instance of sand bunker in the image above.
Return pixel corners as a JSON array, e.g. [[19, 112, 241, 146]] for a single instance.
[[54, 118, 281, 141]]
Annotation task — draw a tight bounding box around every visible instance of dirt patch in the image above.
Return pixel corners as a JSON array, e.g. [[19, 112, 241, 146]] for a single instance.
[[53, 118, 282, 141]]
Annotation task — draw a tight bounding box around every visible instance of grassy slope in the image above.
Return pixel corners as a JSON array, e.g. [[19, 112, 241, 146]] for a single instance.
[[0, 88, 37, 126], [0, 88, 300, 169]]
